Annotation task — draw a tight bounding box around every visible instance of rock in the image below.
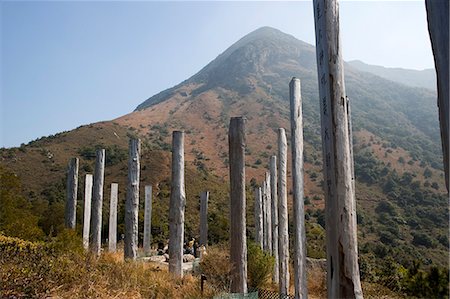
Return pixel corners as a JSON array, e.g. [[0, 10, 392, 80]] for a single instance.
[[183, 254, 195, 263], [306, 257, 327, 272]]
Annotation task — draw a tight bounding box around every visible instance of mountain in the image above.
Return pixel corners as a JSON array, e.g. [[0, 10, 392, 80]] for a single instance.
[[348, 59, 437, 90], [1, 26, 447, 287]]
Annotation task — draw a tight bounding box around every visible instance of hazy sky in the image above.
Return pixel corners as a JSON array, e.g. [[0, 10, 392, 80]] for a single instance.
[[1, 1, 434, 148]]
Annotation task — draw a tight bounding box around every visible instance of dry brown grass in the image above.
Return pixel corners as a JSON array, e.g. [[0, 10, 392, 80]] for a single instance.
[[0, 234, 215, 299]]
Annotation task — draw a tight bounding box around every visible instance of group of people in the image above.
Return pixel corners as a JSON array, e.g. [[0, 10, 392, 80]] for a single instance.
[[184, 238, 200, 257], [157, 237, 204, 258]]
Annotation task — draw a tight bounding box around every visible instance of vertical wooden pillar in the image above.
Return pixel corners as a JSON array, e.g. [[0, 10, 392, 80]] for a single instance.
[[264, 172, 272, 255], [262, 180, 267, 251], [90, 149, 105, 256], [289, 78, 308, 298], [270, 156, 279, 284], [426, 0, 449, 192], [83, 174, 93, 250], [200, 191, 209, 246], [144, 185, 153, 256], [278, 128, 290, 295], [109, 183, 118, 252], [254, 187, 264, 249], [65, 157, 79, 229], [125, 139, 141, 260], [229, 117, 248, 294], [169, 131, 186, 277], [313, 1, 363, 298]]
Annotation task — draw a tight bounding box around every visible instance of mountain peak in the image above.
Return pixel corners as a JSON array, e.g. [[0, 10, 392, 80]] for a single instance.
[[136, 27, 315, 110]]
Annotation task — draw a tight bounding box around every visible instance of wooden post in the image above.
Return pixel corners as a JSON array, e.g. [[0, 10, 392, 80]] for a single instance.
[[262, 180, 267, 251], [278, 128, 290, 295], [313, 1, 363, 298], [169, 131, 186, 277], [200, 191, 209, 246], [254, 187, 264, 249], [426, 0, 449, 192], [65, 157, 79, 229], [83, 174, 93, 250], [108, 183, 118, 252], [229, 117, 248, 294], [125, 138, 141, 260], [90, 149, 105, 256], [289, 78, 308, 298], [264, 172, 272, 255], [270, 156, 279, 284], [144, 185, 153, 256]]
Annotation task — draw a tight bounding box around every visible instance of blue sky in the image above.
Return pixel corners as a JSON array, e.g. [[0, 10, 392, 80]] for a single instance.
[[1, 1, 434, 148]]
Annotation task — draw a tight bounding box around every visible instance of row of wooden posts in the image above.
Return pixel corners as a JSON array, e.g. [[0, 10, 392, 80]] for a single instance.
[[63, 1, 364, 297], [64, 137, 210, 265], [227, 78, 310, 297], [64, 80, 359, 298], [65, 74, 355, 298], [63, 1, 448, 299]]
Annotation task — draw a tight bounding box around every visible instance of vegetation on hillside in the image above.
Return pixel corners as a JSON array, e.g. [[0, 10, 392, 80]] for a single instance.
[[0, 233, 211, 298]]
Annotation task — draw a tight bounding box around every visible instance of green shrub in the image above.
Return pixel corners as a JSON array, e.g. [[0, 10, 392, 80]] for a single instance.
[[247, 241, 274, 289]]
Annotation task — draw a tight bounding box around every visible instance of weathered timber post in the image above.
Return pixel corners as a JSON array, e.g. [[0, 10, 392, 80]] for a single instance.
[[270, 156, 279, 284], [83, 174, 93, 250], [347, 97, 356, 192], [65, 157, 79, 229], [108, 183, 118, 252], [200, 191, 209, 246], [90, 149, 105, 256], [264, 172, 272, 255], [313, 1, 363, 298], [254, 187, 264, 249], [278, 128, 290, 295], [289, 78, 308, 298], [262, 180, 267, 251], [426, 0, 449, 192], [169, 131, 186, 277], [125, 139, 141, 260], [144, 185, 153, 256], [229, 117, 248, 294]]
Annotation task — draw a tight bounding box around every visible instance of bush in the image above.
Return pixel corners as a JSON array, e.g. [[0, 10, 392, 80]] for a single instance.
[[1, 234, 208, 298], [200, 244, 231, 292], [200, 242, 275, 291], [412, 232, 436, 248], [247, 241, 274, 289]]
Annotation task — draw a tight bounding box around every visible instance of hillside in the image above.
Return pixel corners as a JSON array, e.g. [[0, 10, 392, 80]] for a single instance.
[[348, 59, 437, 91], [0, 26, 448, 295]]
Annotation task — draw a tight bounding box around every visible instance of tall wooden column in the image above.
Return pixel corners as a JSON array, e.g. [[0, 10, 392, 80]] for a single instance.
[[169, 131, 186, 277], [278, 128, 290, 295], [426, 0, 449, 192], [144, 185, 153, 256], [200, 191, 209, 246], [270, 156, 279, 284], [108, 183, 118, 252], [313, 1, 363, 297], [125, 139, 140, 260], [65, 157, 79, 229], [289, 78, 308, 298], [254, 187, 264, 249], [83, 174, 93, 250], [90, 149, 105, 256], [229, 117, 248, 294]]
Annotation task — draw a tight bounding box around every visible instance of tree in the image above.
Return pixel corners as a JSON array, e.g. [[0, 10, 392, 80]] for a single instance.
[[0, 166, 45, 241], [423, 168, 432, 179]]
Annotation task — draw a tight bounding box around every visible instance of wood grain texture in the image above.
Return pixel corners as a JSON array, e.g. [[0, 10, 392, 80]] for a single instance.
[[125, 139, 141, 260], [169, 131, 186, 277], [229, 117, 248, 294], [289, 78, 307, 299], [313, 1, 363, 297]]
